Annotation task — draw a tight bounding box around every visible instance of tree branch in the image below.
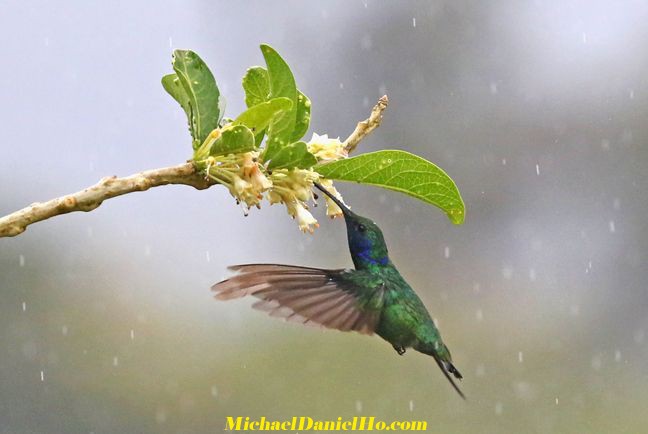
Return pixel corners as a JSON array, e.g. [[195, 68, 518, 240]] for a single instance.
[[0, 163, 215, 238], [343, 95, 389, 154], [0, 96, 388, 238]]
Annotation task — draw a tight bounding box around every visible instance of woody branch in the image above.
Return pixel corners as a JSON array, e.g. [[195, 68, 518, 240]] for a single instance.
[[0, 96, 388, 238]]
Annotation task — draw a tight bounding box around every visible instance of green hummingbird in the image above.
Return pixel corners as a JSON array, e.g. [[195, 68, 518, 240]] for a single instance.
[[211, 183, 465, 399]]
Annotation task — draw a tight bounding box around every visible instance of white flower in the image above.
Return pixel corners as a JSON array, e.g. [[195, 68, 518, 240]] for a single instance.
[[267, 190, 283, 205], [307, 133, 347, 161], [318, 179, 347, 218], [231, 174, 251, 196], [292, 202, 319, 233], [249, 166, 272, 191]]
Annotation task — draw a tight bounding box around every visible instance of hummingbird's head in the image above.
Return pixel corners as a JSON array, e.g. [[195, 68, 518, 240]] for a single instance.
[[314, 183, 390, 269]]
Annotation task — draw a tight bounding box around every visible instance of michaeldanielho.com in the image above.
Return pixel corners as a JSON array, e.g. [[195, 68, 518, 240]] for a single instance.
[[225, 417, 427, 431]]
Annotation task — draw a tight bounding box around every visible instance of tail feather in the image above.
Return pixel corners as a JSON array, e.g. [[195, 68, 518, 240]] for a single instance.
[[431, 353, 465, 400]]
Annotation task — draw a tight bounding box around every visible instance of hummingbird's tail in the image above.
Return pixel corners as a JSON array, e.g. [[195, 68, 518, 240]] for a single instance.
[[419, 343, 465, 400], [431, 352, 465, 400]]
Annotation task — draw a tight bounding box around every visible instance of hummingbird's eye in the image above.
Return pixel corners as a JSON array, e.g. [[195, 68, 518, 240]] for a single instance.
[[357, 223, 366, 232]]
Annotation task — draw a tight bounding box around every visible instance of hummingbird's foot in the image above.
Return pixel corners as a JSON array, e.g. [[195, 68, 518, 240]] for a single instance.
[[393, 345, 406, 356]]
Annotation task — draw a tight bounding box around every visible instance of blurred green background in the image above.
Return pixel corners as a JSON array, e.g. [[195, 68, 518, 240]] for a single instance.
[[2, 1, 648, 433]]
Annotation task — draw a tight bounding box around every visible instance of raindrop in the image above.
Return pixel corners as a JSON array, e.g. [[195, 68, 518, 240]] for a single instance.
[[62, 325, 68, 336], [475, 309, 483, 321], [529, 268, 536, 282], [22, 301, 26, 312], [40, 370, 44, 382], [518, 351, 523, 363], [495, 402, 503, 415], [535, 164, 540, 176], [412, 17, 416, 27], [608, 221, 616, 233], [629, 89, 635, 99], [339, 83, 344, 89], [555, 397, 559, 405], [501, 158, 507, 165], [570, 305, 580, 316], [473, 283, 481, 293], [633, 329, 644, 344], [355, 400, 363, 413], [113, 356, 119, 367], [614, 350, 621, 362], [409, 400, 414, 411], [211, 386, 219, 397], [169, 37, 173, 48], [591, 355, 602, 370], [19, 254, 25, 267], [360, 34, 372, 50], [444, 246, 450, 258], [206, 251, 211, 262], [489, 82, 498, 94], [582, 32, 587, 44], [130, 329, 135, 341], [601, 139, 610, 150]]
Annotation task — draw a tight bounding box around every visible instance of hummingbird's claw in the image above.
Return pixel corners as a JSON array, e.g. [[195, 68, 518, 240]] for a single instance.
[[393, 345, 406, 356]]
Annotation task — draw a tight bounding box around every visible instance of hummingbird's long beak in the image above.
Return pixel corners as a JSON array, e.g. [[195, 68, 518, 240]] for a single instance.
[[313, 182, 354, 218]]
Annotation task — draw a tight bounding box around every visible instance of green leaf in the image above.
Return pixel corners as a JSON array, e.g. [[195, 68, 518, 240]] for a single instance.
[[291, 91, 311, 141], [162, 74, 195, 139], [267, 141, 318, 171], [260, 44, 298, 160], [233, 97, 293, 135], [315, 150, 465, 224], [242, 66, 270, 107], [170, 50, 225, 149], [209, 125, 256, 157]]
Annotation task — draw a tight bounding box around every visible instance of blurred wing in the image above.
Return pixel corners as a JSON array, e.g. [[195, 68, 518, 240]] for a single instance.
[[211, 264, 384, 335]]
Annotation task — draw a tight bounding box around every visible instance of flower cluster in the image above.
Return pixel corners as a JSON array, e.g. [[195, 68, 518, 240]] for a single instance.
[[307, 133, 347, 161], [198, 131, 348, 233]]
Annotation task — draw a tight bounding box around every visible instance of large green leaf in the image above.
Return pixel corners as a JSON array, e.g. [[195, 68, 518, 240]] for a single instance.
[[291, 90, 311, 141], [209, 125, 256, 157], [162, 73, 195, 139], [234, 97, 293, 136], [315, 150, 465, 224], [260, 44, 298, 160], [242, 66, 270, 107], [170, 50, 225, 149], [267, 141, 317, 171]]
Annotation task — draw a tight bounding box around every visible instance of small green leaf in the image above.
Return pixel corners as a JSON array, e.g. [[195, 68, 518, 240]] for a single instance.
[[233, 97, 293, 135], [291, 91, 311, 141], [260, 44, 298, 160], [267, 141, 317, 171], [162, 74, 195, 139], [170, 50, 226, 149], [210, 125, 256, 157], [242, 66, 270, 107], [315, 150, 465, 224]]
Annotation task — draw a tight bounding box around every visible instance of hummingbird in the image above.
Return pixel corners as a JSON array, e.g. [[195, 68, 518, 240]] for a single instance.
[[211, 183, 465, 399]]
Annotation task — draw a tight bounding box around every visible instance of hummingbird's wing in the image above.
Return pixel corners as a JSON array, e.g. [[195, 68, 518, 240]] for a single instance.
[[211, 264, 385, 335]]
